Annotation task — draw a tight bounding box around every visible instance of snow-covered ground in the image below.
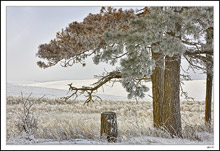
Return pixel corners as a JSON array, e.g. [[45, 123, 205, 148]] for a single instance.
[[7, 134, 214, 145], [6, 79, 214, 145], [7, 79, 208, 101]]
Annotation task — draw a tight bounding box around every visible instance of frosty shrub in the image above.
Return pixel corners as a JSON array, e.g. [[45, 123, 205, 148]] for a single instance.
[[15, 93, 43, 140]]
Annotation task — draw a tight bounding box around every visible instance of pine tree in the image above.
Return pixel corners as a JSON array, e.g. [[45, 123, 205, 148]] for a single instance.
[[182, 7, 213, 124], [36, 6, 214, 137]]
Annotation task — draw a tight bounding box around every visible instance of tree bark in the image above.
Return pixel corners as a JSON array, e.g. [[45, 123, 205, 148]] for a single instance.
[[100, 112, 118, 142], [205, 27, 213, 125], [151, 51, 164, 128], [163, 54, 182, 138], [205, 66, 213, 124]]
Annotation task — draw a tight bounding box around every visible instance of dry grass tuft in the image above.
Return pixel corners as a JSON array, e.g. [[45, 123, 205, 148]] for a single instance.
[[6, 96, 213, 143]]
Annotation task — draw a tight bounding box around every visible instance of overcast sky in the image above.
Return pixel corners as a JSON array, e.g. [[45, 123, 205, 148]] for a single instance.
[[6, 6, 206, 83]]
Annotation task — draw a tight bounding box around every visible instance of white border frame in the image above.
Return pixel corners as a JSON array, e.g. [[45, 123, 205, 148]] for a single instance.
[[1, 1, 219, 150]]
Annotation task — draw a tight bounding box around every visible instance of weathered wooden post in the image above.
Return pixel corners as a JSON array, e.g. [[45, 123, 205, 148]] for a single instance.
[[100, 111, 118, 142]]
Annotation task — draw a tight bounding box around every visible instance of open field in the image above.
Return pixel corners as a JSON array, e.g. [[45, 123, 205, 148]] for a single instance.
[[7, 79, 209, 101], [6, 96, 214, 145]]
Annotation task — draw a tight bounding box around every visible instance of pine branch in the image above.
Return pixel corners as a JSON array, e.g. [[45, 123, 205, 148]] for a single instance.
[[63, 71, 122, 103], [184, 49, 213, 56], [63, 70, 151, 103]]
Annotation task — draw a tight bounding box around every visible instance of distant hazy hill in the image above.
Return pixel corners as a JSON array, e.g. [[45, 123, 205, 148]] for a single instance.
[[7, 79, 208, 101]]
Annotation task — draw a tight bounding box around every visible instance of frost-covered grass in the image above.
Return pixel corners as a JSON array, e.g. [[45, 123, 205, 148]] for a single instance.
[[6, 96, 214, 145]]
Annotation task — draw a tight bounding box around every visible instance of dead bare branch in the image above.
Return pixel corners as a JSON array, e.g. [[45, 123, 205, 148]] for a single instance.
[[63, 70, 151, 104], [62, 71, 122, 104]]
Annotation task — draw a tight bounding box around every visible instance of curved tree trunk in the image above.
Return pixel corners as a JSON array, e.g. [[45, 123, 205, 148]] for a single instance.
[[163, 54, 182, 138], [151, 51, 164, 128]]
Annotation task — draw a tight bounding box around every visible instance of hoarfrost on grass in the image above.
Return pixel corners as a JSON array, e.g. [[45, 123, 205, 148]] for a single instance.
[[6, 94, 213, 145]]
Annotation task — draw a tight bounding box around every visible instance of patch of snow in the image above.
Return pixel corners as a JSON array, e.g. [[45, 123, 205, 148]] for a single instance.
[[6, 83, 129, 101], [7, 79, 209, 101], [7, 133, 213, 145], [6, 83, 68, 99], [126, 134, 213, 145]]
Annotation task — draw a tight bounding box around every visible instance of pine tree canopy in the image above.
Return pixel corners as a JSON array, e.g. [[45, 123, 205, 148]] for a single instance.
[[36, 6, 213, 99]]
